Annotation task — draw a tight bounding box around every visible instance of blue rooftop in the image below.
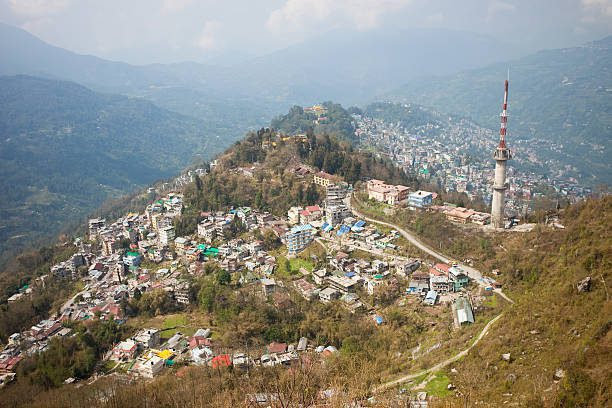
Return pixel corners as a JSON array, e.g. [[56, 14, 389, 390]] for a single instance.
[[290, 224, 313, 234]]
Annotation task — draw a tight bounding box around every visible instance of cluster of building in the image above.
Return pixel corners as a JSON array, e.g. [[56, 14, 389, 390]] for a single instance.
[[353, 108, 591, 219], [0, 158, 486, 387], [108, 326, 337, 379]]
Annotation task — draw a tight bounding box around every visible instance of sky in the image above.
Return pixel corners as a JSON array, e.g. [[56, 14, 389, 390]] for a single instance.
[[0, 0, 610, 65]]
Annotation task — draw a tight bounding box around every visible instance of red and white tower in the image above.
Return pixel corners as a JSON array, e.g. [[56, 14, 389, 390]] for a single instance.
[[491, 77, 512, 228]]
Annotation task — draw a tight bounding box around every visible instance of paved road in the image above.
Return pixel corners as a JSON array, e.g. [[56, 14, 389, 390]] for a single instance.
[[372, 313, 504, 393], [347, 196, 514, 304], [60, 283, 90, 313]]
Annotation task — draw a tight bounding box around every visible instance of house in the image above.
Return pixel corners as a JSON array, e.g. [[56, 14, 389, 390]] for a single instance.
[[174, 237, 189, 254], [211, 354, 232, 369], [261, 278, 277, 296], [313, 171, 336, 187], [408, 190, 434, 208], [319, 287, 340, 303], [470, 212, 491, 225], [455, 297, 475, 325], [366, 180, 410, 205], [300, 205, 323, 223], [285, 224, 314, 255], [408, 270, 430, 294], [123, 251, 142, 267], [326, 275, 358, 293], [111, 340, 138, 361], [267, 342, 287, 354], [448, 265, 470, 291], [134, 328, 161, 348], [444, 207, 475, 224], [312, 269, 328, 285], [136, 355, 164, 378], [191, 345, 213, 365], [423, 290, 438, 306], [293, 278, 318, 300], [297, 337, 308, 352], [397, 260, 421, 276]]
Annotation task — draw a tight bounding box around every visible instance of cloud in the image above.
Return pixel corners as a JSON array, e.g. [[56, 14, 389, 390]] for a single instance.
[[581, 0, 612, 16], [197, 20, 222, 50], [161, 0, 194, 13], [422, 12, 445, 27], [266, 0, 411, 33], [8, 0, 71, 16], [486, 0, 516, 21]]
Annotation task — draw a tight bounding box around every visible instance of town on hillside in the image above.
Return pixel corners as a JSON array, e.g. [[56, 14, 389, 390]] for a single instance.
[[0, 162, 504, 401]]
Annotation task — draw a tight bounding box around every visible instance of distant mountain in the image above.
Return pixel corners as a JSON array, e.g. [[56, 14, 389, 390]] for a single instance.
[[386, 36, 612, 185], [0, 75, 225, 258], [0, 23, 277, 138], [0, 23, 515, 107], [227, 28, 516, 106]]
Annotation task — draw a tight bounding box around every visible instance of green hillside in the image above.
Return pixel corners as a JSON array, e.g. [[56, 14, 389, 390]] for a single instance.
[[387, 36, 612, 185], [0, 75, 224, 259]]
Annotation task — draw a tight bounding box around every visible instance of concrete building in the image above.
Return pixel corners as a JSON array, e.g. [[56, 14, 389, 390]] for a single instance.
[[313, 171, 336, 187], [197, 221, 217, 243], [285, 224, 314, 255], [158, 226, 175, 246], [491, 79, 512, 228], [408, 190, 434, 208], [366, 179, 409, 205]]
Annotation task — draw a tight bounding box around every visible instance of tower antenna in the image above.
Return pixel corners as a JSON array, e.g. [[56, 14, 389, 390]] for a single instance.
[[491, 78, 513, 228]]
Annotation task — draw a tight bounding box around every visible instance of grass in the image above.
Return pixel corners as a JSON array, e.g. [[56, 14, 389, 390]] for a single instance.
[[482, 293, 500, 308], [162, 314, 188, 330], [131, 312, 205, 340], [424, 371, 452, 397], [289, 258, 314, 273]]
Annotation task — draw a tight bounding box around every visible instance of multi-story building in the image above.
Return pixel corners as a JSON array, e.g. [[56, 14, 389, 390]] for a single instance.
[[408, 190, 434, 208], [285, 224, 314, 255], [158, 226, 175, 246], [197, 221, 217, 243], [88, 218, 106, 240], [313, 171, 336, 187], [287, 206, 303, 225], [325, 205, 350, 227], [366, 180, 410, 205]]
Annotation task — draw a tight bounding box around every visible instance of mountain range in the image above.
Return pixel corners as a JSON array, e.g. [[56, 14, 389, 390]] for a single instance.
[[0, 75, 225, 259]]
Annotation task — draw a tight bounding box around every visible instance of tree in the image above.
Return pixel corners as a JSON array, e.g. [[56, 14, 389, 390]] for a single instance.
[[305, 183, 319, 205], [217, 270, 231, 286]]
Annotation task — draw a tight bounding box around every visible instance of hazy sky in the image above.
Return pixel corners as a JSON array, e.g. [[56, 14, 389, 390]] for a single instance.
[[1, 0, 610, 65]]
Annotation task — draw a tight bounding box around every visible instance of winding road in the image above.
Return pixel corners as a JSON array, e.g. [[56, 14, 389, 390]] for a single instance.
[[341, 194, 515, 392], [373, 314, 504, 393], [347, 195, 514, 304]]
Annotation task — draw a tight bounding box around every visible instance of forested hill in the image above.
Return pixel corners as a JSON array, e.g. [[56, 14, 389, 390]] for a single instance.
[[386, 36, 612, 186], [270, 102, 357, 142], [175, 126, 415, 236], [0, 75, 223, 260]]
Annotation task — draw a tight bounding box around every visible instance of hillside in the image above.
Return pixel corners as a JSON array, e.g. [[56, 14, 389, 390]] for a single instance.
[[449, 197, 611, 406], [387, 36, 612, 186], [0, 75, 224, 259]]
